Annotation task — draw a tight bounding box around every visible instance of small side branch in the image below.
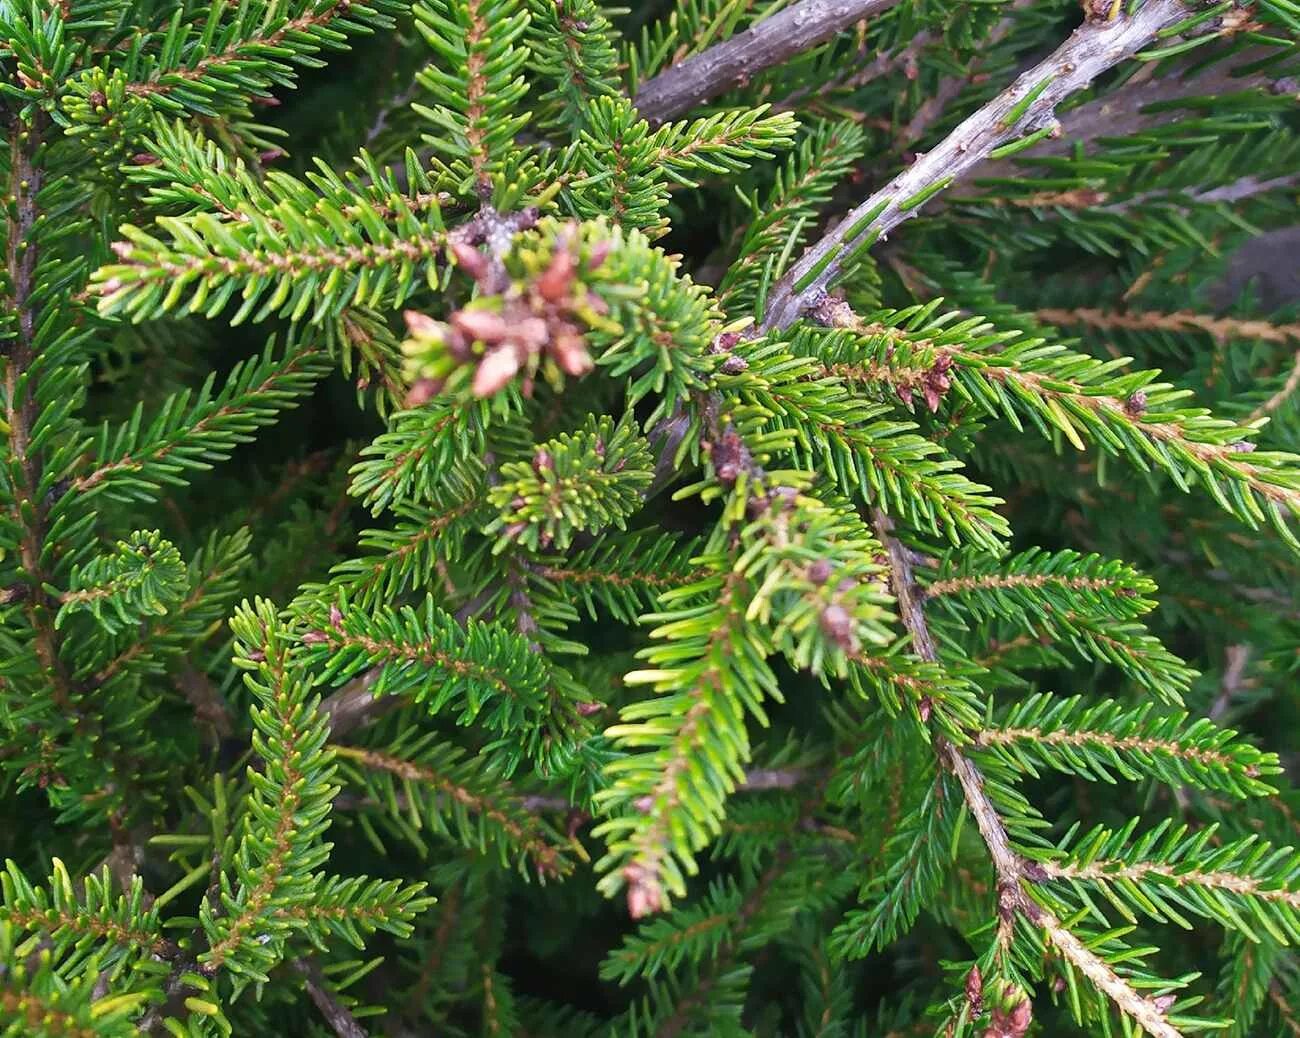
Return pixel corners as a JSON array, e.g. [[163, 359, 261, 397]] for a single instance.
[[292, 959, 369, 1038], [632, 0, 902, 124], [761, 0, 1194, 330]]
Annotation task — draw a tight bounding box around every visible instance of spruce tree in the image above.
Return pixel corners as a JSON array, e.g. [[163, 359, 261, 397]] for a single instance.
[[2, 0, 1300, 1034]]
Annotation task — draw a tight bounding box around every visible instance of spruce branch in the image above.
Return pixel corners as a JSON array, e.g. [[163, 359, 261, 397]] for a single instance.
[[872, 508, 1187, 1038], [122, 0, 401, 113], [761, 0, 1202, 331], [804, 308, 1300, 552], [3, 114, 73, 713], [632, 0, 903, 124]]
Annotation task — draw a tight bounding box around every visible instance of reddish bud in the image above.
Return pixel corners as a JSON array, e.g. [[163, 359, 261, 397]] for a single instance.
[[1152, 994, 1177, 1014], [552, 331, 593, 376], [88, 90, 107, 108], [576, 701, 604, 717], [404, 310, 442, 339], [449, 239, 490, 280], [452, 308, 510, 343], [329, 604, 343, 629], [533, 449, 554, 473], [537, 247, 577, 303], [404, 379, 438, 407], [586, 239, 612, 270], [129, 152, 160, 166], [472, 347, 522, 397], [301, 630, 329, 645]]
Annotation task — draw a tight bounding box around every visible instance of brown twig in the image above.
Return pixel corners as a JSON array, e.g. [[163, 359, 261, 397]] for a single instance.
[[291, 958, 369, 1038], [632, 0, 904, 124], [761, 0, 1199, 331]]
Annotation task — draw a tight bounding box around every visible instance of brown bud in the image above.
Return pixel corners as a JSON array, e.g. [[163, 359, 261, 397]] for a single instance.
[[807, 559, 834, 585], [301, 630, 329, 645], [719, 355, 748, 375], [129, 152, 160, 166], [624, 864, 663, 919], [1152, 994, 1177, 1014], [515, 316, 551, 349], [965, 965, 984, 1015], [1124, 390, 1147, 417], [88, 90, 107, 108], [575, 701, 604, 717], [820, 604, 855, 649], [258, 148, 285, 165]]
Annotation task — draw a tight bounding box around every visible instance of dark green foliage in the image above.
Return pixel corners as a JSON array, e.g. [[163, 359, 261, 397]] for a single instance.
[[3, 0, 1300, 1035]]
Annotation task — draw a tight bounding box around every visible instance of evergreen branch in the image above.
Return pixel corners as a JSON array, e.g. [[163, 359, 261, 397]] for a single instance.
[[1, 859, 169, 960], [597, 566, 768, 917], [202, 600, 338, 977], [93, 195, 449, 324], [72, 343, 329, 500], [719, 120, 867, 318], [1036, 819, 1300, 943], [761, 0, 1200, 330], [975, 694, 1279, 797], [331, 737, 573, 876], [413, 0, 532, 190], [1038, 307, 1300, 345], [295, 594, 554, 732], [632, 0, 902, 123], [806, 310, 1300, 551], [486, 414, 652, 552], [872, 508, 1186, 1038], [123, 0, 400, 112], [90, 528, 253, 688], [3, 114, 74, 714], [56, 530, 187, 636], [922, 549, 1159, 639], [525, 0, 620, 132], [830, 767, 960, 958]]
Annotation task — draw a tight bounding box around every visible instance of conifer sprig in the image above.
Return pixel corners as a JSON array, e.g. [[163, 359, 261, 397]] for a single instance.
[[5, 0, 1300, 1030]]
